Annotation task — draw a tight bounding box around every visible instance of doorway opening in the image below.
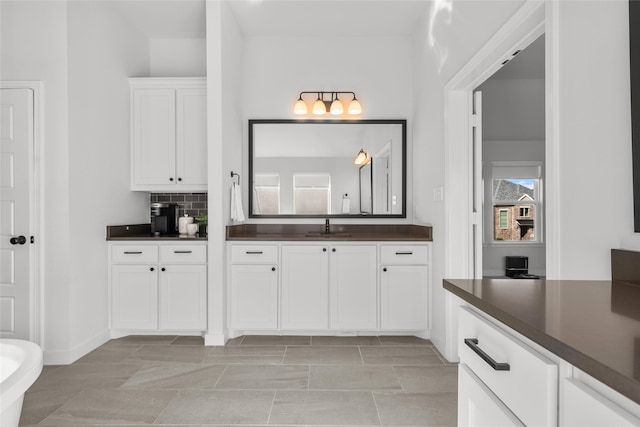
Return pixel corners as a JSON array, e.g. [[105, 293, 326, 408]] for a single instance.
[[475, 34, 546, 278]]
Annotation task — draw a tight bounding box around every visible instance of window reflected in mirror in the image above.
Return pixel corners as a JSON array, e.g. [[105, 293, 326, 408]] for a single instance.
[[249, 119, 406, 218]]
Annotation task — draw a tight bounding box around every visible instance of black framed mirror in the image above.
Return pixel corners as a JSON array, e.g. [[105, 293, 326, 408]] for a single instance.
[[248, 119, 406, 218]]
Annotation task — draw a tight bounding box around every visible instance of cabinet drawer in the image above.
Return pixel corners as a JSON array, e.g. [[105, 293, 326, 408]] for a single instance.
[[111, 245, 158, 264], [380, 245, 428, 265], [459, 306, 558, 426], [160, 244, 207, 263], [231, 245, 278, 264]]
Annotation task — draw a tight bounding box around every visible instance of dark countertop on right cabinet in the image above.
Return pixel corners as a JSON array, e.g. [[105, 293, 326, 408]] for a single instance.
[[444, 278, 640, 405]]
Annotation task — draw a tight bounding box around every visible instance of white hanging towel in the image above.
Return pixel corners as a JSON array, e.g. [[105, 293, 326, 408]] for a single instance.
[[230, 182, 245, 222]]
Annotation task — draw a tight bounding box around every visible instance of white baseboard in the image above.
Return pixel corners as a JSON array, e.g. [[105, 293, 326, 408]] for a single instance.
[[43, 329, 110, 365]]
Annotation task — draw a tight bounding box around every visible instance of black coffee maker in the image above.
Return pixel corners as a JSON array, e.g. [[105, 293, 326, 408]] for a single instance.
[[150, 203, 179, 235]]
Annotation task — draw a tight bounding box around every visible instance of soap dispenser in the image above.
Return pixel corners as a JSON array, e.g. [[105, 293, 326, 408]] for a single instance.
[[341, 194, 351, 214]]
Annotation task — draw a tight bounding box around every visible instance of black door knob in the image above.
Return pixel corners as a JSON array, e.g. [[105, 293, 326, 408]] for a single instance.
[[383, 267, 387, 272], [332, 248, 336, 252], [10, 236, 26, 245], [322, 248, 327, 252], [271, 267, 276, 271], [150, 267, 155, 272], [161, 267, 166, 272]]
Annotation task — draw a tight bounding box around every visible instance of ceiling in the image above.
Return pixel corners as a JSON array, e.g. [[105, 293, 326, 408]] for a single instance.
[[226, 0, 431, 37], [110, 0, 430, 39], [490, 35, 545, 80]]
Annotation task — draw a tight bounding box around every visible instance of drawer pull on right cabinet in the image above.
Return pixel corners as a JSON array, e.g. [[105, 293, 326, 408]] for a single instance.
[[464, 338, 511, 371], [174, 250, 192, 254], [246, 251, 263, 254], [395, 251, 413, 255], [124, 251, 143, 254]]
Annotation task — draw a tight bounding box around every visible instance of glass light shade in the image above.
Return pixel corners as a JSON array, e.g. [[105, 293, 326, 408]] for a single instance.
[[348, 98, 362, 115], [330, 99, 344, 115], [313, 98, 327, 115], [354, 149, 368, 165], [294, 98, 308, 115]]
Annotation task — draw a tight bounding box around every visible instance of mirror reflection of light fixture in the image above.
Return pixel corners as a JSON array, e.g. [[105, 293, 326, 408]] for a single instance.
[[294, 91, 362, 116], [354, 148, 371, 165]]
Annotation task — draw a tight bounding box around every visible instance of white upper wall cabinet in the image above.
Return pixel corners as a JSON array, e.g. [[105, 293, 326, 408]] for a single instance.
[[130, 77, 207, 192]]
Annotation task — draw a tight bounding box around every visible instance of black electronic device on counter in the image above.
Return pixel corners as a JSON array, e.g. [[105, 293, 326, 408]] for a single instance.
[[505, 255, 528, 278], [150, 203, 179, 235]]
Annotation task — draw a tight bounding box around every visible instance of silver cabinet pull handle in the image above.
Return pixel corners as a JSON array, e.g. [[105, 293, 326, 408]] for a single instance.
[[395, 251, 413, 255], [464, 338, 510, 371], [174, 250, 192, 254], [124, 251, 143, 254], [246, 251, 263, 254]]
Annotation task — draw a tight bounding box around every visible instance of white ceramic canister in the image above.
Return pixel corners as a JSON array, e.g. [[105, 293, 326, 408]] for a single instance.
[[186, 223, 198, 236], [178, 215, 194, 235]]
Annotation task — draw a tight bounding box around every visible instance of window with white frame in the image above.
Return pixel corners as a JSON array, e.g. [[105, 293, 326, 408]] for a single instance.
[[491, 162, 542, 242], [293, 173, 331, 215], [253, 173, 280, 215]]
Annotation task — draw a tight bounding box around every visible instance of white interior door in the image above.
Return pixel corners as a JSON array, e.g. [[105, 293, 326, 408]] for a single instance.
[[472, 91, 483, 279], [0, 88, 33, 339]]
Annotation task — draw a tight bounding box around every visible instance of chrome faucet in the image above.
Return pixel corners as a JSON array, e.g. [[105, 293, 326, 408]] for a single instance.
[[325, 218, 330, 234]]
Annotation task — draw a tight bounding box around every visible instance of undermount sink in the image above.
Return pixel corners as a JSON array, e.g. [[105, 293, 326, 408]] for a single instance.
[[305, 232, 352, 238]]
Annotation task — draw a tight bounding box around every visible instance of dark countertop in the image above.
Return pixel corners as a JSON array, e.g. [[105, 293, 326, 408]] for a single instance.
[[106, 224, 207, 241], [226, 224, 432, 241], [444, 278, 640, 405]]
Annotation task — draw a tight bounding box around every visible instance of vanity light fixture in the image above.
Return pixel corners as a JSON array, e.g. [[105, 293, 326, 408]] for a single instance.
[[294, 91, 362, 116], [354, 148, 371, 166]]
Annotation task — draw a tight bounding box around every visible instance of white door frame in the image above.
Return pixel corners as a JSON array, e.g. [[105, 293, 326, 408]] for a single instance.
[[442, 0, 559, 360], [1, 81, 44, 346]]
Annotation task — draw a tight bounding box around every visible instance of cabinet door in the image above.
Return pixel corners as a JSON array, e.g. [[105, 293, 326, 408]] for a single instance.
[[281, 245, 329, 330], [131, 89, 176, 188], [458, 363, 524, 427], [380, 265, 428, 330], [175, 88, 207, 188], [111, 265, 158, 330], [230, 264, 278, 330], [329, 245, 377, 330], [159, 264, 207, 330], [562, 378, 640, 426]]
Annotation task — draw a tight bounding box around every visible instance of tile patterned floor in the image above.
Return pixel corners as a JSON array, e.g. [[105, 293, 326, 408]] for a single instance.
[[20, 335, 457, 426]]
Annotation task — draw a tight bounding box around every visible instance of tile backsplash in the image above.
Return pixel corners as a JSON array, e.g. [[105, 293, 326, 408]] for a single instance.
[[150, 193, 208, 219]]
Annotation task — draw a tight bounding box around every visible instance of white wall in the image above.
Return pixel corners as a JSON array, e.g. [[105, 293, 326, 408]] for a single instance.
[[67, 1, 150, 358], [205, 0, 245, 344], [241, 35, 413, 224], [553, 1, 634, 279], [478, 78, 545, 141], [149, 38, 206, 77], [1, 0, 73, 356], [411, 0, 526, 352]]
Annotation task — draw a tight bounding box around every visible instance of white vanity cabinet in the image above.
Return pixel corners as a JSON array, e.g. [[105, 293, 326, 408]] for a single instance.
[[279, 244, 377, 331], [456, 304, 640, 426], [329, 245, 377, 330], [281, 245, 329, 330], [561, 376, 640, 426], [379, 244, 429, 330], [130, 78, 207, 192], [229, 244, 279, 330], [458, 306, 558, 426], [227, 241, 431, 336], [109, 242, 207, 332]]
